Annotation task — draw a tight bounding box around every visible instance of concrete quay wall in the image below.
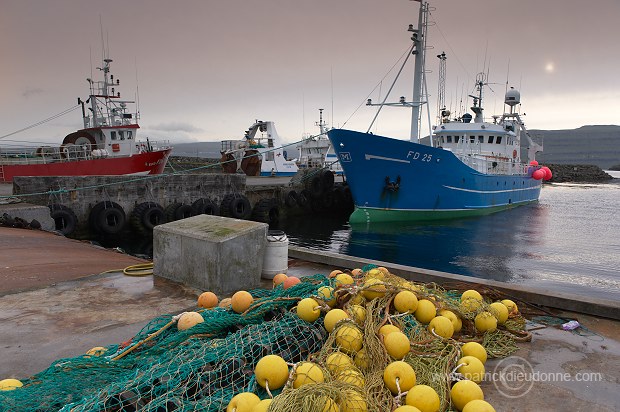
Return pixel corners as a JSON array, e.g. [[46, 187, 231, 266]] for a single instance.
[[12, 174, 248, 236]]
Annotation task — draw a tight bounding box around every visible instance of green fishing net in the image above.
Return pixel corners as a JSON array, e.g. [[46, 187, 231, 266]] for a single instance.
[[0, 268, 529, 412]]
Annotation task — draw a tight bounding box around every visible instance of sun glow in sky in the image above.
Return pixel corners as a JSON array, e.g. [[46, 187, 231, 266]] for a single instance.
[[1, 0, 619, 145], [545, 62, 555, 73]]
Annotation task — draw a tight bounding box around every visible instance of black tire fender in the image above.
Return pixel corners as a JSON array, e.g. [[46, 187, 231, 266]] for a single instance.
[[220, 193, 252, 219], [284, 190, 298, 208], [297, 189, 312, 209], [131, 202, 165, 232], [251, 198, 280, 225], [192, 198, 219, 216], [320, 169, 335, 192], [48, 204, 77, 236], [309, 175, 324, 197], [90, 201, 126, 235]]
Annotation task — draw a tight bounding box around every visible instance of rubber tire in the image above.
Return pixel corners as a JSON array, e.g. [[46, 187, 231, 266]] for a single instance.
[[192, 198, 219, 216], [320, 169, 335, 192], [284, 190, 298, 208], [48, 204, 77, 236], [90, 201, 126, 235], [164, 202, 182, 222], [297, 189, 312, 209], [131, 202, 165, 233], [332, 186, 346, 210], [322, 190, 335, 209], [220, 194, 252, 219], [251, 198, 280, 225], [309, 175, 324, 197], [173, 204, 193, 220]]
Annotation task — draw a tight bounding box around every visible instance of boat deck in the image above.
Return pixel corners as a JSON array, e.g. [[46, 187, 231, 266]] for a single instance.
[[0, 227, 618, 411]]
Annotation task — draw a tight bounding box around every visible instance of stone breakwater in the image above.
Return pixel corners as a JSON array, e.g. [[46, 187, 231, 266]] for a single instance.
[[545, 163, 613, 183]]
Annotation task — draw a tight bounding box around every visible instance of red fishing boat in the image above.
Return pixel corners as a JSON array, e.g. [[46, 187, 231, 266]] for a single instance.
[[0, 56, 171, 183]]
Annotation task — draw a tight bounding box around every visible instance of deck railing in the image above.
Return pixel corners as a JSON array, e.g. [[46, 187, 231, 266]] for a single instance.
[[0, 140, 170, 165], [456, 153, 529, 176]]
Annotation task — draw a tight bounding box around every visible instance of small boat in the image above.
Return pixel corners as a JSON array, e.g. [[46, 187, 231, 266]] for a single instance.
[[220, 120, 299, 176], [0, 55, 171, 183], [296, 109, 343, 175], [327, 1, 549, 224]]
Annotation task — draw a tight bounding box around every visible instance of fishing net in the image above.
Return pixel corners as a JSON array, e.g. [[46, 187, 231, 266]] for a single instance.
[[0, 267, 530, 412]]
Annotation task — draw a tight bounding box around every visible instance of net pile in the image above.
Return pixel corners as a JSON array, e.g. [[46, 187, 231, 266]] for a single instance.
[[0, 267, 530, 412]]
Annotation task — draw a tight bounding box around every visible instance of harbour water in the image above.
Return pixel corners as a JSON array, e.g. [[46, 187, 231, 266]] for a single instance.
[[280, 177, 620, 302]]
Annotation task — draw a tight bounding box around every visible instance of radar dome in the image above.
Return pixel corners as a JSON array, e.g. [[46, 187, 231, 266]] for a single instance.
[[505, 87, 520, 106]]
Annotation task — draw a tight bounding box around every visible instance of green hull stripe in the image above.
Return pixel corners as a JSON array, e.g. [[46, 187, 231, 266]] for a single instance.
[[348, 202, 538, 224]]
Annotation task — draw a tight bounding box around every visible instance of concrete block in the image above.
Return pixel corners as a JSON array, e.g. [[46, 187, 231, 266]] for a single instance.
[[153, 215, 268, 296], [0, 203, 54, 231]]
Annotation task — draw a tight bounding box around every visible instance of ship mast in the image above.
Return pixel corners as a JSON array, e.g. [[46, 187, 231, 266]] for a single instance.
[[365, 1, 430, 143], [409, 1, 429, 142]]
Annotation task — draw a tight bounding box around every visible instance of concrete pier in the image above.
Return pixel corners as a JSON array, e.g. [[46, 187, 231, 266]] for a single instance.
[[289, 246, 620, 321]]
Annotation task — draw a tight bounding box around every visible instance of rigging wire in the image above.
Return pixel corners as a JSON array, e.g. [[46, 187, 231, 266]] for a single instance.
[[0, 105, 79, 140], [429, 10, 473, 87], [341, 44, 413, 129], [367, 42, 417, 133]]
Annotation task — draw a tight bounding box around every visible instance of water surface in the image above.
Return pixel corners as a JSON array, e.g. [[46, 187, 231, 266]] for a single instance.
[[281, 180, 620, 302]]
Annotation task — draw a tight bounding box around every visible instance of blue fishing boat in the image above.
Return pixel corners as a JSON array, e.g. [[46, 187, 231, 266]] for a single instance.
[[328, 1, 548, 223]]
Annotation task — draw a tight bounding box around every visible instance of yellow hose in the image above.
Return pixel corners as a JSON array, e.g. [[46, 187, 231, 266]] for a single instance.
[[122, 263, 154, 277]]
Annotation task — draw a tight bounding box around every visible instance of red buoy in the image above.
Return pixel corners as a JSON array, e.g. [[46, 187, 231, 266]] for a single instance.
[[529, 160, 539, 166], [532, 169, 545, 180], [541, 166, 552, 180]]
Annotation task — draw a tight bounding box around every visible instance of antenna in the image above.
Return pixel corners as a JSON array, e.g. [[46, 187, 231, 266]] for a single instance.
[[436, 52, 447, 124], [99, 16, 105, 62], [135, 57, 140, 122], [504, 58, 511, 114], [330, 66, 334, 133]]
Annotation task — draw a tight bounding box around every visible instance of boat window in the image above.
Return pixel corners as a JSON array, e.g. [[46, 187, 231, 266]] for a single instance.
[[455, 136, 460, 143], [446, 136, 452, 143], [487, 136, 493, 143], [469, 136, 475, 143], [478, 136, 484, 143], [496, 136, 502, 144], [127, 131, 133, 140], [110, 131, 117, 140], [119, 131, 125, 140]]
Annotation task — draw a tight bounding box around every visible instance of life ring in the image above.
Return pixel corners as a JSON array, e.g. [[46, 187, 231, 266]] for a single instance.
[[130, 202, 165, 233], [192, 198, 219, 216], [220, 194, 252, 219], [89, 201, 126, 235], [284, 190, 298, 208], [251, 198, 280, 225], [512, 149, 517, 159], [48, 204, 77, 236]]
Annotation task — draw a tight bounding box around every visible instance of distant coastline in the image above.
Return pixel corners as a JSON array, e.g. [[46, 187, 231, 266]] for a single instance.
[[544, 164, 613, 183]]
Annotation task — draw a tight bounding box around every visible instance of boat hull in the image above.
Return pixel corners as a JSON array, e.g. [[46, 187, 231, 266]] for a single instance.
[[327, 129, 542, 223], [0, 149, 171, 183]]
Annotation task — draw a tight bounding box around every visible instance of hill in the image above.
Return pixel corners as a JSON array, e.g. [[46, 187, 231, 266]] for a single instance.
[[532, 125, 620, 170], [168, 125, 620, 169]]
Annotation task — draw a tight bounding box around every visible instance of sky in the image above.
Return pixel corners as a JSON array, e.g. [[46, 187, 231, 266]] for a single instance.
[[1, 0, 619, 147]]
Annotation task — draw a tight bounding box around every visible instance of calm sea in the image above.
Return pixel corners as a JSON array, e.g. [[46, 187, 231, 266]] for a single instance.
[[280, 176, 620, 302]]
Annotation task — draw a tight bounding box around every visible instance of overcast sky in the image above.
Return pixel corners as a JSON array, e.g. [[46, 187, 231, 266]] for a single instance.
[[1, 0, 619, 147]]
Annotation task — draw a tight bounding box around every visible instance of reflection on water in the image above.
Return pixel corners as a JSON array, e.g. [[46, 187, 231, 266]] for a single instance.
[[283, 205, 537, 283], [281, 181, 620, 302]]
